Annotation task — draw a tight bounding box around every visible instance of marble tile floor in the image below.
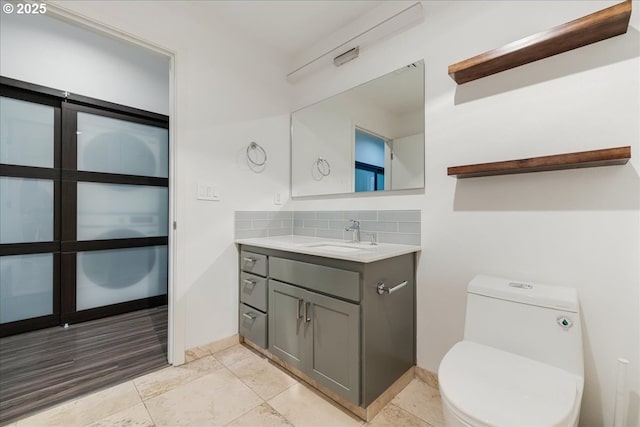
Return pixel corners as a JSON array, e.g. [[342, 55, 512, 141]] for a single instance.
[[9, 344, 443, 427]]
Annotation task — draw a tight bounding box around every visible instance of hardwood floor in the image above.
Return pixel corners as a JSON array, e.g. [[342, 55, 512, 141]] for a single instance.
[[0, 306, 168, 424]]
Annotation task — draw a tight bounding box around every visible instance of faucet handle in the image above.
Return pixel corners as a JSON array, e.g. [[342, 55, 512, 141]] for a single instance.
[[361, 231, 377, 245], [349, 219, 360, 227]]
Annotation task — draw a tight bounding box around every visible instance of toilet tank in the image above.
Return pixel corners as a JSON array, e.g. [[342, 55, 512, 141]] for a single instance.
[[464, 275, 584, 377]]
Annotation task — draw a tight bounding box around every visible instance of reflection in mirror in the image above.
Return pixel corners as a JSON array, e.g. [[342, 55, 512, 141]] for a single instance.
[[291, 60, 424, 197], [355, 129, 385, 192]]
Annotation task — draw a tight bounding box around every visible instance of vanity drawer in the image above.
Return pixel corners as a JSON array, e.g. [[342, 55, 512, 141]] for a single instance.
[[240, 251, 268, 277], [240, 272, 267, 312], [269, 257, 360, 302], [239, 303, 267, 348]]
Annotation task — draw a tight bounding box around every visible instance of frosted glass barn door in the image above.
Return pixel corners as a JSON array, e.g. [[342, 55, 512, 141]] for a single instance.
[[59, 104, 169, 324], [1, 79, 169, 336], [0, 89, 61, 336]]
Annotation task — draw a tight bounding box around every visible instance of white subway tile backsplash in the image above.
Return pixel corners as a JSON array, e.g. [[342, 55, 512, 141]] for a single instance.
[[294, 211, 316, 220], [234, 220, 252, 230], [234, 211, 254, 221], [316, 229, 344, 240], [343, 210, 378, 220], [235, 229, 268, 239], [268, 228, 292, 237], [377, 232, 420, 245], [303, 219, 329, 229], [251, 219, 272, 229], [268, 211, 293, 220], [293, 226, 315, 237], [329, 220, 349, 230], [316, 211, 344, 220], [378, 210, 420, 222], [250, 211, 271, 220], [235, 209, 420, 245], [398, 222, 421, 234], [360, 221, 398, 232], [234, 211, 293, 239]]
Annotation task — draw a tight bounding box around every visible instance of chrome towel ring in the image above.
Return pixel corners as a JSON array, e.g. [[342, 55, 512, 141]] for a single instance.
[[246, 141, 267, 167], [315, 157, 331, 177]]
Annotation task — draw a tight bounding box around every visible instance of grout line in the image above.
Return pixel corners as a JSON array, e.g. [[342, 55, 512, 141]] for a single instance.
[[219, 347, 299, 403], [131, 379, 144, 401], [139, 395, 158, 427], [217, 364, 266, 426], [136, 356, 223, 402]]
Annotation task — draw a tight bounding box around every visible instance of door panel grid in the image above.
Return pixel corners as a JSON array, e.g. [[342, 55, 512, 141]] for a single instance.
[[0, 79, 169, 337]]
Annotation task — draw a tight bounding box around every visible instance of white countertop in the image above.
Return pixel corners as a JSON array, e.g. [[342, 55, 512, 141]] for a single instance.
[[235, 235, 420, 263]]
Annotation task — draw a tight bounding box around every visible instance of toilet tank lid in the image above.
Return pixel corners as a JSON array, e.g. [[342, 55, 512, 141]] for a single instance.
[[469, 274, 578, 312]]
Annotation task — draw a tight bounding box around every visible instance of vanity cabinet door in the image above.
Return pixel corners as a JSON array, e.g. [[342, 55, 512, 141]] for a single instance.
[[268, 279, 306, 370], [269, 278, 361, 405], [306, 290, 360, 405]]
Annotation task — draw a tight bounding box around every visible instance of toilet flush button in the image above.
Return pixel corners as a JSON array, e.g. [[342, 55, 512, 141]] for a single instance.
[[509, 282, 533, 289], [557, 316, 573, 330]]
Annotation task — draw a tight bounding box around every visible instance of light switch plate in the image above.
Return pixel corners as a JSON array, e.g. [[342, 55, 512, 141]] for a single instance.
[[197, 182, 220, 201]]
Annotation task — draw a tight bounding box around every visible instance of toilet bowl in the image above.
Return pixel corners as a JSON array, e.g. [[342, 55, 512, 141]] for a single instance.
[[438, 275, 584, 427]]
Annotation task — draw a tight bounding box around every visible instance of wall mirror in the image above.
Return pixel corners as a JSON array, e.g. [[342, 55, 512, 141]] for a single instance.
[[291, 60, 424, 197]]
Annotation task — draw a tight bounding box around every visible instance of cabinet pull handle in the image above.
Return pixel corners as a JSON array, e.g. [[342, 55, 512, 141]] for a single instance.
[[243, 257, 257, 264], [304, 302, 311, 323], [242, 312, 257, 320], [296, 299, 303, 320], [377, 280, 408, 295], [243, 279, 256, 286]]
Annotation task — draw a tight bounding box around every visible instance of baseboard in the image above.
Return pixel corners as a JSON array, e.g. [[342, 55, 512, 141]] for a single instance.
[[184, 334, 240, 363], [365, 366, 415, 421], [415, 364, 439, 389]]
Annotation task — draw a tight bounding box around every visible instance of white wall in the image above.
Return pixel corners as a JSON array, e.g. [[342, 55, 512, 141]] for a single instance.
[[289, 2, 640, 426], [0, 11, 169, 115], [47, 1, 292, 361]]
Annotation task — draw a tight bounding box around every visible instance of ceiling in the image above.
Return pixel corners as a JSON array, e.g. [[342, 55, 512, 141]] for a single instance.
[[194, 1, 383, 58]]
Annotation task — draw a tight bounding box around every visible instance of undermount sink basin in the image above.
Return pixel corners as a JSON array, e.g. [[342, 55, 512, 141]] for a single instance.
[[306, 243, 364, 253]]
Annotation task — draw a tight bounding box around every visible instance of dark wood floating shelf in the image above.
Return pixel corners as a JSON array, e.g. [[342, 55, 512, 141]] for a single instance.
[[448, 146, 631, 178], [448, 0, 632, 84]]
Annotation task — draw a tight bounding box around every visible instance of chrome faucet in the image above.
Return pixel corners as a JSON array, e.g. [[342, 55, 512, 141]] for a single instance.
[[345, 219, 360, 243]]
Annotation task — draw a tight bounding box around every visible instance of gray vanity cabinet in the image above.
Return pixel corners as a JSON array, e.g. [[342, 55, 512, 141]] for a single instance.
[[238, 250, 269, 348], [268, 279, 306, 369], [305, 285, 360, 404], [269, 279, 360, 404], [238, 244, 416, 409]]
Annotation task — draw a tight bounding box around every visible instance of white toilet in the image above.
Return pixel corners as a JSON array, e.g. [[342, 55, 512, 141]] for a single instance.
[[438, 275, 584, 427]]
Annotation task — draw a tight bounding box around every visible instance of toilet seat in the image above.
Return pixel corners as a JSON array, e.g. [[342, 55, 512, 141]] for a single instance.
[[439, 341, 583, 427]]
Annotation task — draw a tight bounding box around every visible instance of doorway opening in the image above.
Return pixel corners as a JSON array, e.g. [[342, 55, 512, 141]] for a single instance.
[[0, 78, 170, 423]]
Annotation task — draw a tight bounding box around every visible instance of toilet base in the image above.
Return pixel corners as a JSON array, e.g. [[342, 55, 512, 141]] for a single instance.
[[441, 391, 581, 427], [442, 395, 475, 427]]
